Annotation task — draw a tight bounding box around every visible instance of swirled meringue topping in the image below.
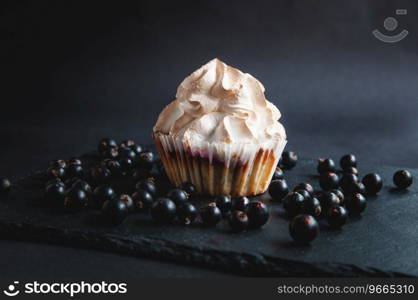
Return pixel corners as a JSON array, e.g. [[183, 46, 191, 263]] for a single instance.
[[153, 58, 286, 146]]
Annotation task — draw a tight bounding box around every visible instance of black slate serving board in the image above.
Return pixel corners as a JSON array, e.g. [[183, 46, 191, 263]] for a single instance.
[[1, 151, 417, 277]]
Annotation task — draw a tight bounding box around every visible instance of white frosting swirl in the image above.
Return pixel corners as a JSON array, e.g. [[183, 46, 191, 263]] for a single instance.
[[153, 58, 286, 147]]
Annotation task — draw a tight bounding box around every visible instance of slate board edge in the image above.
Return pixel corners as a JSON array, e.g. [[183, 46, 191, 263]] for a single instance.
[[0, 220, 412, 277]]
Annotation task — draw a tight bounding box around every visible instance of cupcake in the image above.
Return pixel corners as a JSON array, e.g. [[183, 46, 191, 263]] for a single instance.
[[153, 59, 286, 196]]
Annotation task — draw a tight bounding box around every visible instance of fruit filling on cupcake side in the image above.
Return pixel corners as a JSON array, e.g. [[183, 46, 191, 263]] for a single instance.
[[153, 58, 286, 196]]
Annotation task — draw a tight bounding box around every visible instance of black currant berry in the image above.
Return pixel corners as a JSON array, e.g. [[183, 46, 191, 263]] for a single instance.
[[50, 159, 67, 169], [91, 185, 116, 208], [215, 195, 232, 214], [177, 202, 198, 225], [326, 205, 348, 229], [0, 178, 11, 194], [63, 188, 87, 212], [46, 166, 66, 180], [340, 173, 358, 190], [280, 151, 297, 169], [246, 201, 269, 229], [137, 151, 155, 170], [98, 138, 118, 153], [362, 173, 383, 195], [101, 148, 119, 160], [68, 157, 82, 166], [71, 179, 92, 195], [167, 188, 188, 205], [91, 166, 111, 184], [119, 194, 134, 212], [200, 203, 222, 226], [294, 189, 311, 200], [66, 164, 84, 179], [293, 183, 314, 195], [268, 179, 289, 202], [119, 158, 134, 174], [344, 182, 366, 196], [303, 197, 322, 217], [289, 214, 319, 244], [232, 196, 250, 211], [106, 160, 122, 177], [130, 144, 143, 155], [317, 191, 341, 210], [180, 182, 197, 196], [345, 193, 367, 215], [343, 166, 358, 175], [282, 192, 305, 217], [151, 198, 177, 223], [317, 158, 336, 174], [120, 139, 136, 148], [118, 146, 137, 160], [272, 167, 284, 180], [393, 170, 413, 189], [319, 172, 339, 190], [228, 210, 249, 232], [45, 183, 66, 206], [132, 189, 154, 212], [136, 179, 157, 196], [102, 199, 128, 225], [340, 154, 357, 170], [330, 189, 345, 205]]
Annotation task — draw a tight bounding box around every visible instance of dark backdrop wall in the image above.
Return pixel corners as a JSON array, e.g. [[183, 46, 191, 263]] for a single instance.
[[1, 0, 418, 180]]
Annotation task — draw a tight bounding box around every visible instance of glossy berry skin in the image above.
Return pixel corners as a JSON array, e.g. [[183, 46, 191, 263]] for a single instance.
[[345, 193, 367, 215], [102, 199, 128, 225], [46, 167, 65, 180], [344, 182, 366, 196], [106, 160, 122, 177], [0, 178, 11, 194], [340, 173, 358, 190], [63, 188, 87, 212], [166, 188, 188, 205], [101, 148, 119, 160], [293, 183, 314, 195], [71, 180, 92, 195], [50, 159, 67, 169], [120, 139, 135, 148], [137, 151, 155, 170], [179, 182, 196, 196], [362, 173, 383, 195], [136, 179, 157, 196], [317, 191, 341, 210], [118, 147, 137, 160], [393, 170, 413, 189], [232, 196, 250, 211], [130, 144, 143, 155], [200, 204, 222, 226], [303, 197, 322, 217], [91, 166, 111, 184], [294, 189, 311, 200], [317, 158, 336, 174], [45, 178, 64, 189], [343, 166, 358, 175], [151, 198, 177, 223], [289, 214, 319, 244], [64, 177, 79, 188], [66, 164, 84, 179], [319, 172, 339, 191], [91, 186, 116, 208], [228, 210, 249, 232], [282, 192, 305, 217], [327, 205, 348, 229], [280, 151, 298, 169], [272, 167, 284, 180], [119, 158, 134, 174], [45, 183, 66, 205], [215, 195, 232, 214], [68, 158, 82, 166], [119, 194, 134, 212], [98, 138, 118, 153], [340, 154, 357, 170], [246, 201, 269, 229], [177, 202, 198, 225], [330, 189, 345, 205], [132, 189, 154, 212], [268, 179, 289, 202]]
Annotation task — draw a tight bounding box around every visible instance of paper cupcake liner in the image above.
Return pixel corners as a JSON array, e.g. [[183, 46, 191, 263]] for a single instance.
[[154, 133, 287, 197]]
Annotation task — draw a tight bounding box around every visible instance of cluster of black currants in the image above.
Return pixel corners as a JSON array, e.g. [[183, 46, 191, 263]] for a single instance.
[[43, 138, 157, 216], [268, 153, 413, 244], [151, 191, 269, 232]]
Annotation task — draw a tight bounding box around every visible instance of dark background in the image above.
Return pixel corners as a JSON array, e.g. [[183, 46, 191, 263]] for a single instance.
[[1, 0, 417, 277]]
